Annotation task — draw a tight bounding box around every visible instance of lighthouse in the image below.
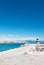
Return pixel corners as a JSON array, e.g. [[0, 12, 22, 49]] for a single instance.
[[36, 38, 40, 44], [36, 38, 40, 51]]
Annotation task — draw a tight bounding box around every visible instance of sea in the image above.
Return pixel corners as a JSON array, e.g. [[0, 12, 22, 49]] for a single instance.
[[0, 41, 44, 52]]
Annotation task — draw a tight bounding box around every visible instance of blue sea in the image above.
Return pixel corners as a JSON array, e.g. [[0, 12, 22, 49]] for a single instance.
[[0, 41, 44, 52], [0, 43, 25, 52]]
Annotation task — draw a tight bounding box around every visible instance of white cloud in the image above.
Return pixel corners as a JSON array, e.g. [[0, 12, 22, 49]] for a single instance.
[[0, 34, 38, 41], [8, 34, 18, 37], [16, 37, 36, 40]]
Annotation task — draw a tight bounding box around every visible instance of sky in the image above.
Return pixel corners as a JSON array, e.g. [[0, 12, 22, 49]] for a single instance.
[[0, 0, 44, 40]]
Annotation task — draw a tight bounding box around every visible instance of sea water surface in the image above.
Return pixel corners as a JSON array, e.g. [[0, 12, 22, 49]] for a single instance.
[[0, 41, 44, 52], [0, 43, 25, 52]]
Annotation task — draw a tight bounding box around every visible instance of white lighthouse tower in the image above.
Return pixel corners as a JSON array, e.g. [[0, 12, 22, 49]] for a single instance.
[[36, 38, 40, 51], [36, 38, 39, 44]]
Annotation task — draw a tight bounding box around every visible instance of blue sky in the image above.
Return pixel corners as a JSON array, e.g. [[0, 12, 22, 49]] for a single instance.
[[0, 0, 44, 40]]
